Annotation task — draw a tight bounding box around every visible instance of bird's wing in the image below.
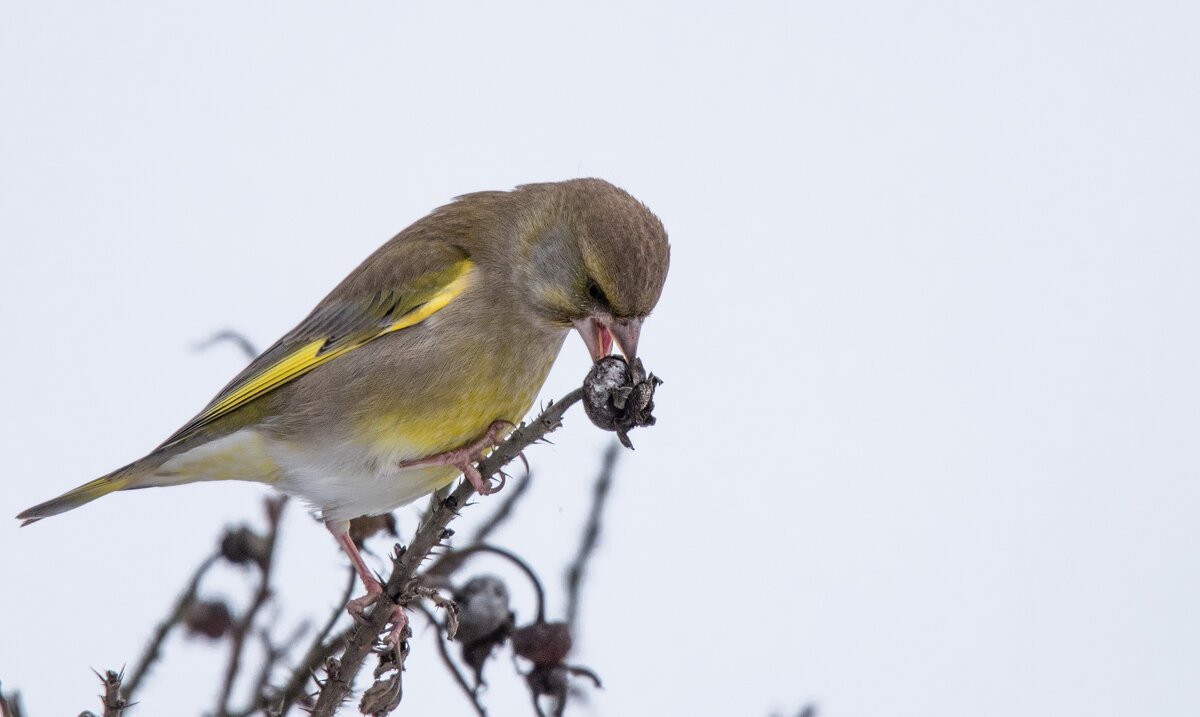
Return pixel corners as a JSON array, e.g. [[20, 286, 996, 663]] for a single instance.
[[158, 247, 474, 449]]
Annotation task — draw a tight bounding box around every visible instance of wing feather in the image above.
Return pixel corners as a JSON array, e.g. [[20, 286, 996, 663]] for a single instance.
[[158, 255, 474, 449]]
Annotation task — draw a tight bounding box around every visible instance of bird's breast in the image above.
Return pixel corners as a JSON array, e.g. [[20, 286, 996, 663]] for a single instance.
[[346, 305, 569, 463], [261, 285, 569, 518]]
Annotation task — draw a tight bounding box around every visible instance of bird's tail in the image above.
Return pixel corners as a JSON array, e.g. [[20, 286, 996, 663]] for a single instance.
[[16, 462, 145, 526]]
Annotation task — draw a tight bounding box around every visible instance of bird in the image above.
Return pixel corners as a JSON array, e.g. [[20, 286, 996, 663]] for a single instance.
[[17, 177, 670, 636]]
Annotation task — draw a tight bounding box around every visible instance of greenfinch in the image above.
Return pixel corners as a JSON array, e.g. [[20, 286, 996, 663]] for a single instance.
[[17, 178, 670, 618]]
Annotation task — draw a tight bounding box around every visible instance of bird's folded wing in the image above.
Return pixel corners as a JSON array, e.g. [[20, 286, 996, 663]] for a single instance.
[[158, 250, 475, 449]]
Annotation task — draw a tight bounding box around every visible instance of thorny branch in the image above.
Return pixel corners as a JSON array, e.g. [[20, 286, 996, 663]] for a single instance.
[[98, 669, 126, 717], [422, 470, 536, 585], [8, 350, 666, 716], [308, 388, 584, 716], [79, 669, 127, 717]]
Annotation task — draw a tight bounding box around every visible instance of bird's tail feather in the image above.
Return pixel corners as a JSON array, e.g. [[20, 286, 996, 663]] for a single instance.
[[16, 463, 144, 526]]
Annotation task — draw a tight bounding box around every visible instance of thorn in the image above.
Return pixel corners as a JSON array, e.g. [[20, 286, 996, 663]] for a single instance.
[[616, 429, 634, 450]]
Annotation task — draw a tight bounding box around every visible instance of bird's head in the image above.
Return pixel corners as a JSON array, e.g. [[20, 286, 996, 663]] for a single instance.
[[516, 179, 670, 362]]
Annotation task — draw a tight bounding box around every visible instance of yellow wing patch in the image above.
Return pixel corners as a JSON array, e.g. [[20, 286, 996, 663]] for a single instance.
[[162, 259, 474, 448]]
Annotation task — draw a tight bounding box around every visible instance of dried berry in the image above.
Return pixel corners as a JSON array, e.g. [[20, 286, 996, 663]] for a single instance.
[[511, 621, 572, 666], [219, 525, 270, 568], [348, 513, 398, 548], [183, 599, 234, 639], [582, 356, 662, 448], [454, 575, 515, 681], [526, 664, 570, 698], [454, 575, 512, 645]]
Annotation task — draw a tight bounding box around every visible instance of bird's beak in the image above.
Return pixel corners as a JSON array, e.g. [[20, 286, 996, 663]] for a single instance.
[[573, 316, 613, 363], [572, 315, 641, 363], [608, 317, 641, 361]]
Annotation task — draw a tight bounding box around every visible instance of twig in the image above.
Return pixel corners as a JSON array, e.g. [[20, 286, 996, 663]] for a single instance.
[[414, 603, 486, 716], [565, 442, 619, 630], [530, 688, 549, 717], [425, 470, 535, 580], [121, 553, 221, 700], [229, 619, 310, 717], [215, 496, 288, 716], [309, 388, 584, 716], [271, 568, 357, 716], [545, 441, 619, 717], [439, 544, 547, 623], [195, 330, 260, 361], [468, 469, 535, 547], [118, 328, 259, 707], [90, 669, 126, 717], [0, 682, 25, 717]]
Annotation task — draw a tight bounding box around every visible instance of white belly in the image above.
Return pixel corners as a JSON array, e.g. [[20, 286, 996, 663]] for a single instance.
[[155, 427, 459, 521], [268, 432, 460, 520]]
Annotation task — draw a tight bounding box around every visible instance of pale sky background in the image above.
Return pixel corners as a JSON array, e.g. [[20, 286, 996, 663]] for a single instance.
[[2, 1, 1199, 716]]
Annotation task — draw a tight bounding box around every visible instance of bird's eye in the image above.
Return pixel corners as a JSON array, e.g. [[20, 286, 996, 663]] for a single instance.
[[587, 279, 608, 305]]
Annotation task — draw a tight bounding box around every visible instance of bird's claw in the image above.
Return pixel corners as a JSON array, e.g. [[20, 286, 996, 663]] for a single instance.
[[345, 580, 409, 648], [398, 419, 517, 496], [346, 578, 384, 623]]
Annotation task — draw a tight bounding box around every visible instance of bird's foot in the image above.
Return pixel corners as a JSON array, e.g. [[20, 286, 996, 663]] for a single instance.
[[345, 579, 410, 648], [397, 420, 514, 495], [331, 525, 410, 647], [346, 578, 383, 623]]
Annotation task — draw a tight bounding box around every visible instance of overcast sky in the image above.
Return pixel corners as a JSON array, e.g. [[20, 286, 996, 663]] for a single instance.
[[2, 2, 1198, 716]]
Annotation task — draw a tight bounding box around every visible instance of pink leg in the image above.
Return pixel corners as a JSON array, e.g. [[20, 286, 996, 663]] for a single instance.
[[328, 522, 408, 646], [397, 420, 513, 496]]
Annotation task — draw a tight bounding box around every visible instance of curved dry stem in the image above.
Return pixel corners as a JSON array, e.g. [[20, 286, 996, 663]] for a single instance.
[[440, 543, 548, 624]]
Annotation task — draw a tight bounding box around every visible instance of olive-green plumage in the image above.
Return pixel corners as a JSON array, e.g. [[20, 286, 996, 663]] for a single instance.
[[18, 178, 670, 526]]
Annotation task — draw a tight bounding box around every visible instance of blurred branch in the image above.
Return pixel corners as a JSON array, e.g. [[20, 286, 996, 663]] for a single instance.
[[0, 682, 25, 717], [423, 469, 535, 583], [543, 442, 620, 717], [309, 387, 584, 716], [565, 442, 619, 631], [229, 619, 309, 717], [414, 603, 486, 717], [121, 553, 221, 701], [195, 330, 260, 361], [215, 496, 288, 717], [271, 568, 357, 716], [439, 544, 547, 624], [467, 466, 534, 546]]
